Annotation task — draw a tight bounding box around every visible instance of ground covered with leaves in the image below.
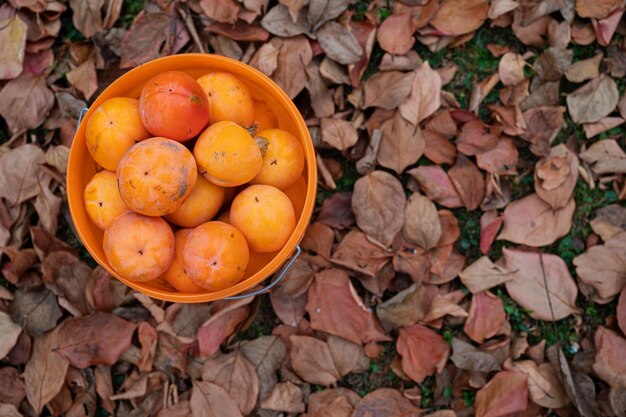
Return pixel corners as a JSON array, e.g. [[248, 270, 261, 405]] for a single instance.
[[2, 0, 626, 416]]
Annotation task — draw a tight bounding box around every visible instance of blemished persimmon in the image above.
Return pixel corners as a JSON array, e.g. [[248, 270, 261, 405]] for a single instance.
[[165, 176, 225, 228], [253, 100, 277, 132], [162, 229, 205, 293], [230, 184, 296, 252], [86, 97, 150, 170], [103, 212, 174, 282], [251, 129, 305, 189], [282, 175, 307, 219], [117, 137, 198, 216], [84, 170, 129, 230], [139, 71, 209, 142], [197, 72, 255, 126], [182, 221, 250, 291], [193, 121, 262, 187]]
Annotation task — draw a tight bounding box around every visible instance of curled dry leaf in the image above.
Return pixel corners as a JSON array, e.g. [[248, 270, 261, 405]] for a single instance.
[[0, 74, 54, 134], [475, 371, 528, 417], [331, 229, 392, 277], [506, 360, 569, 408], [352, 170, 406, 247], [376, 283, 436, 331], [55, 312, 137, 368], [593, 327, 626, 388], [347, 19, 377, 87], [399, 62, 442, 126], [502, 248, 579, 321], [521, 106, 566, 157], [448, 155, 485, 211], [534, 144, 579, 209], [289, 335, 340, 385], [499, 52, 526, 86], [464, 291, 505, 344], [377, 112, 425, 174], [377, 13, 414, 55], [430, 0, 490, 36], [450, 338, 501, 373], [480, 212, 504, 255], [352, 388, 420, 417], [567, 75, 619, 124], [408, 165, 463, 208], [362, 71, 414, 110], [316, 21, 362, 65], [579, 138, 626, 174], [321, 117, 358, 151], [305, 269, 388, 344], [498, 193, 575, 247], [402, 193, 442, 251], [397, 324, 450, 383]]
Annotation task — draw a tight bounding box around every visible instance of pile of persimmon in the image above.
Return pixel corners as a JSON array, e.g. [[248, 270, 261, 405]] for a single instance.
[[83, 70, 305, 292]]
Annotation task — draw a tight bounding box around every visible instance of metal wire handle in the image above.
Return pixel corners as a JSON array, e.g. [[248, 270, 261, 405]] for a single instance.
[[225, 245, 302, 299], [78, 107, 89, 124]]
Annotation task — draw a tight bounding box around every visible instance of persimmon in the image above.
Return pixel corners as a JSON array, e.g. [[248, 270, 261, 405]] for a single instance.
[[86, 97, 150, 170], [84, 170, 129, 230], [182, 221, 249, 291], [165, 176, 225, 228], [197, 72, 255, 126], [139, 71, 209, 142], [282, 175, 307, 219], [216, 210, 230, 223], [193, 121, 262, 187], [230, 184, 296, 253], [103, 212, 174, 282], [117, 137, 197, 216], [162, 229, 205, 293], [253, 100, 277, 131], [251, 129, 305, 189]]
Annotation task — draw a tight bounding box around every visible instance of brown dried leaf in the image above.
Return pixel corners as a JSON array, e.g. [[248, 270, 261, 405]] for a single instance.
[[399, 62, 442, 126], [378, 112, 425, 174], [408, 165, 463, 208], [317, 191, 355, 229], [475, 371, 528, 417], [306, 61, 335, 118], [248, 42, 279, 76], [619, 289, 626, 336], [534, 144, 579, 209], [402, 193, 442, 251], [321, 117, 358, 151], [260, 381, 305, 413], [0, 12, 28, 79], [450, 338, 501, 373], [476, 136, 519, 175], [593, 327, 626, 388], [261, 4, 309, 36], [376, 283, 436, 331], [377, 13, 414, 55], [352, 170, 406, 247], [66, 55, 97, 100], [202, 351, 259, 415], [41, 251, 91, 315], [464, 291, 505, 344], [457, 120, 499, 156], [352, 389, 420, 417], [331, 229, 391, 277], [190, 380, 243, 417], [430, 0, 489, 36], [240, 335, 286, 400], [317, 21, 362, 65], [499, 53, 526, 86], [289, 335, 340, 385], [423, 129, 457, 165], [10, 286, 62, 337], [591, 204, 626, 241], [448, 155, 485, 211], [0, 312, 21, 360], [305, 269, 388, 344], [583, 117, 625, 139], [565, 53, 603, 83], [579, 139, 626, 174], [521, 106, 566, 157], [397, 324, 450, 383], [271, 35, 313, 99], [459, 256, 515, 294], [503, 249, 579, 320], [567, 75, 619, 124], [0, 74, 54, 134], [55, 312, 137, 368], [0, 367, 26, 406], [576, 0, 623, 18], [24, 328, 69, 415], [206, 21, 269, 42], [507, 360, 569, 408], [200, 0, 239, 23], [362, 71, 414, 110], [197, 304, 248, 357], [498, 193, 575, 247]]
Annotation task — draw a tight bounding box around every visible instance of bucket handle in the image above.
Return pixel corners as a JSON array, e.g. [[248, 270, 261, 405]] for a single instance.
[[225, 245, 301, 300], [78, 107, 89, 124]]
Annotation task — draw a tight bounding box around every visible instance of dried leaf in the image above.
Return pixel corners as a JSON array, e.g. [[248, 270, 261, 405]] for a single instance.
[[271, 36, 313, 99], [0, 12, 28, 79], [377, 112, 425, 174], [261, 4, 309, 36], [397, 324, 450, 383], [200, 0, 239, 23], [507, 360, 569, 408], [190, 380, 243, 417], [423, 129, 457, 165], [362, 71, 414, 110], [448, 155, 485, 211], [534, 144, 579, 209], [241, 336, 286, 400], [260, 382, 305, 413], [576, 0, 623, 18], [248, 42, 279, 75], [289, 335, 340, 385], [0, 367, 26, 406], [591, 204, 626, 241], [475, 371, 528, 417], [305, 269, 388, 344], [377, 13, 414, 55], [197, 305, 248, 357], [352, 388, 420, 417], [399, 62, 442, 126], [619, 288, 626, 337], [10, 286, 62, 337], [567, 75, 619, 124], [331, 229, 391, 277], [317, 191, 355, 229], [408, 166, 463, 208], [499, 53, 525, 86], [66, 56, 98, 100], [306, 61, 335, 118], [464, 291, 505, 344], [0, 74, 54, 134], [583, 117, 625, 139], [430, 0, 489, 35], [476, 136, 519, 175], [402, 193, 442, 251], [593, 327, 626, 388], [457, 120, 499, 156], [459, 256, 515, 293], [352, 171, 406, 247], [321, 117, 358, 151], [498, 193, 575, 247], [503, 249, 579, 320], [206, 21, 269, 42], [565, 53, 603, 83], [23, 329, 70, 415], [376, 283, 435, 331], [450, 338, 501, 373], [55, 312, 137, 368], [579, 139, 626, 174], [317, 21, 362, 65], [0, 311, 21, 360], [42, 251, 91, 315]]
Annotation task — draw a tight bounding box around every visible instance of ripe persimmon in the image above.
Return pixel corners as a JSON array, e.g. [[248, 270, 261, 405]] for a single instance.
[[139, 71, 209, 142], [230, 184, 296, 253], [165, 176, 225, 228], [117, 137, 197, 216], [86, 97, 150, 170], [162, 229, 205, 293], [253, 100, 277, 132], [193, 121, 262, 187], [282, 175, 307, 219], [84, 170, 129, 230], [251, 129, 305, 189], [182, 221, 249, 291], [197, 72, 255, 126], [103, 212, 174, 282]]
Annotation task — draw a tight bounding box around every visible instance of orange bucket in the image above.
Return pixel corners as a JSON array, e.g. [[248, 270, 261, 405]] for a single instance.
[[67, 54, 317, 303]]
